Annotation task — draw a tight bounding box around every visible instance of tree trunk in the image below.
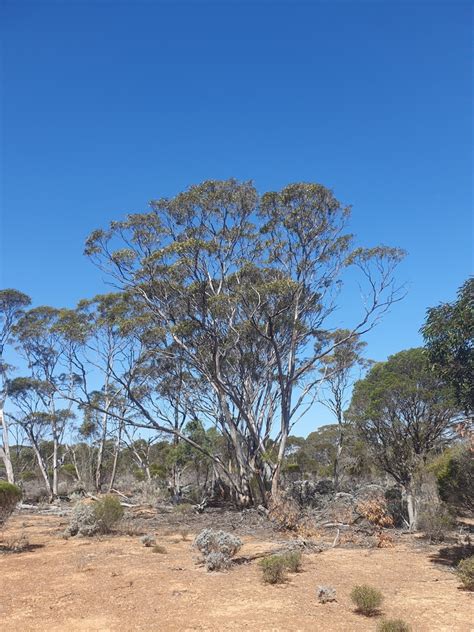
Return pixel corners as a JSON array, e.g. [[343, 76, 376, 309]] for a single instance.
[[333, 416, 344, 491], [108, 421, 122, 493], [95, 388, 110, 491], [52, 430, 59, 498], [0, 402, 15, 483], [29, 432, 53, 501], [405, 485, 417, 531]]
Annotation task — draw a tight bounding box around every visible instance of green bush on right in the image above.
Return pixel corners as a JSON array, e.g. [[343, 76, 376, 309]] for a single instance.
[[0, 481, 22, 528], [260, 554, 287, 584], [350, 584, 383, 615], [456, 555, 474, 590]]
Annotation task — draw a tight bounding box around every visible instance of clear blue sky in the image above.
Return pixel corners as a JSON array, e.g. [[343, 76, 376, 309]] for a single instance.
[[1, 1, 472, 433]]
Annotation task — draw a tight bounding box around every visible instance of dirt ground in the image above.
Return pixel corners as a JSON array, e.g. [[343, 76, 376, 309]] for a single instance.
[[0, 511, 472, 632]]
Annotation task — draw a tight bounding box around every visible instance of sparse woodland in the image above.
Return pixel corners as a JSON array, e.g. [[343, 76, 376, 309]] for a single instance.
[[0, 181, 472, 631]]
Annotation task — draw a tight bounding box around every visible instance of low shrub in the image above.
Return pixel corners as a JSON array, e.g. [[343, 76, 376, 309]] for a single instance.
[[68, 502, 98, 536], [194, 528, 242, 572], [350, 584, 383, 615], [179, 528, 189, 541], [93, 495, 124, 533], [429, 445, 474, 512], [317, 585, 337, 603], [67, 496, 124, 536], [456, 555, 474, 590], [0, 482, 22, 528], [152, 544, 167, 554], [282, 549, 302, 572], [357, 497, 394, 528], [417, 504, 454, 543], [1, 533, 30, 553], [260, 555, 287, 584], [377, 620, 411, 632], [140, 534, 156, 547]]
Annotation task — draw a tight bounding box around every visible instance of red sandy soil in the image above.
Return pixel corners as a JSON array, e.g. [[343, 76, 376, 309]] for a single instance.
[[0, 513, 472, 631]]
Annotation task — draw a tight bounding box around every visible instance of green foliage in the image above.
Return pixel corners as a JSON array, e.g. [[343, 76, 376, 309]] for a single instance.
[[0, 481, 22, 527], [19, 470, 37, 482], [133, 468, 146, 481], [348, 348, 455, 487], [68, 496, 124, 537], [282, 549, 302, 572], [61, 463, 77, 479], [417, 504, 454, 543], [259, 554, 287, 584], [455, 556, 474, 590], [428, 446, 474, 511], [350, 584, 383, 615], [377, 620, 411, 632], [93, 495, 124, 533], [84, 178, 404, 502], [149, 463, 167, 479], [421, 278, 473, 417]]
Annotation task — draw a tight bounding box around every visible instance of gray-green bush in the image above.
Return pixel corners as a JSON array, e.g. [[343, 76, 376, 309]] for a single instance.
[[260, 555, 287, 584], [68, 496, 124, 536], [456, 555, 474, 590], [282, 549, 302, 572], [350, 584, 383, 615], [194, 529, 242, 571], [0, 482, 22, 528], [417, 504, 454, 543]]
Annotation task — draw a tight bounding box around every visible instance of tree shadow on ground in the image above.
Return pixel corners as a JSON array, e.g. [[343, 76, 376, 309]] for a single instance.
[[429, 543, 474, 567]]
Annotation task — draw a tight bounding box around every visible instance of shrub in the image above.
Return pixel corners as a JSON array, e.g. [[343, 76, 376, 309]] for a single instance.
[[67, 496, 124, 536], [357, 498, 394, 528], [429, 446, 474, 512], [456, 555, 474, 590], [417, 504, 454, 543], [317, 585, 337, 603], [350, 584, 383, 615], [152, 544, 167, 554], [194, 528, 242, 571], [93, 495, 124, 533], [377, 620, 411, 632], [260, 555, 287, 584], [2, 533, 30, 553], [0, 482, 22, 528], [140, 534, 156, 547], [68, 502, 98, 536], [282, 549, 302, 572], [203, 551, 232, 571], [179, 528, 189, 541]]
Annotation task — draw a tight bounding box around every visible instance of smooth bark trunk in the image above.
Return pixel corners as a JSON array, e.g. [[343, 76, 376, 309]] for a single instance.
[[0, 402, 15, 483]]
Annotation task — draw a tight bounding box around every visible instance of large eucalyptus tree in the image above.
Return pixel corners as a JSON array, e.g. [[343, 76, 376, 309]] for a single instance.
[[83, 179, 404, 505]]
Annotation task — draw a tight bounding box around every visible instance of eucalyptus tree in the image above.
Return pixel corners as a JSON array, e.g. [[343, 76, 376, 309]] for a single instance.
[[84, 179, 404, 505], [7, 376, 74, 498], [0, 289, 31, 482], [319, 330, 370, 489], [347, 347, 456, 529], [12, 306, 76, 498], [421, 277, 473, 426]]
